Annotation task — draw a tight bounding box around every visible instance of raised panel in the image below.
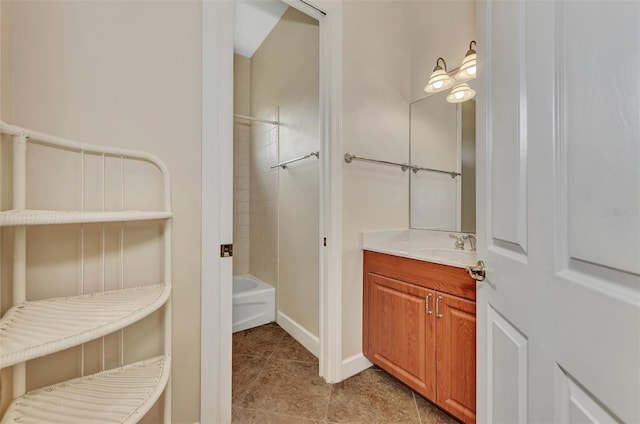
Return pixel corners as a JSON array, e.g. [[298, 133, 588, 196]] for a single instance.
[[368, 274, 435, 399], [489, 0, 528, 253], [487, 305, 527, 424], [560, 1, 640, 275], [554, 365, 621, 424]]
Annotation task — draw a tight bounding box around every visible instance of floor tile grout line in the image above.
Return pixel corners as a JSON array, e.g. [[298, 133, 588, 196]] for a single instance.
[[263, 329, 287, 363], [265, 324, 330, 422], [232, 327, 287, 409], [413, 391, 423, 424], [233, 324, 329, 422], [267, 325, 319, 365], [267, 358, 319, 364], [232, 357, 269, 409], [233, 353, 263, 359], [270, 332, 318, 363], [323, 381, 333, 422], [232, 405, 324, 423]]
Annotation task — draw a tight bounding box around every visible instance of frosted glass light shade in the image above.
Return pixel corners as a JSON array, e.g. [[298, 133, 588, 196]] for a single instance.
[[455, 52, 477, 82], [424, 58, 454, 93], [446, 83, 476, 103], [455, 41, 477, 82]]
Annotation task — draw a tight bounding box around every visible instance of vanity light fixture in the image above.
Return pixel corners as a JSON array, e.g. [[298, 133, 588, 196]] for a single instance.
[[454, 41, 477, 82], [425, 41, 478, 103], [446, 83, 476, 103], [424, 57, 455, 93]]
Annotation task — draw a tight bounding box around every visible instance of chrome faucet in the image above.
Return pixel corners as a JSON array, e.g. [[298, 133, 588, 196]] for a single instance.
[[462, 234, 476, 251], [449, 233, 477, 251], [449, 234, 465, 250]]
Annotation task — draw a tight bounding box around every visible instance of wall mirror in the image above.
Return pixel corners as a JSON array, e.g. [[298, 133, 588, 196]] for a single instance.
[[409, 92, 476, 233]]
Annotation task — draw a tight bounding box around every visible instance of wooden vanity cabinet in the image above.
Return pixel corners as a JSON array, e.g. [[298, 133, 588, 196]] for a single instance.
[[363, 250, 476, 424]]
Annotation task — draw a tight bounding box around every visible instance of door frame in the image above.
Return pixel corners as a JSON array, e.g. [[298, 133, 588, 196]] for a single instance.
[[200, 1, 343, 422]]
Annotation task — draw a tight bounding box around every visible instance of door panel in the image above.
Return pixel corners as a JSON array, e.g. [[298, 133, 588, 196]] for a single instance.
[[560, 2, 640, 276], [368, 274, 436, 399], [489, 0, 527, 253], [487, 305, 527, 424], [477, 1, 640, 423], [554, 365, 621, 424]]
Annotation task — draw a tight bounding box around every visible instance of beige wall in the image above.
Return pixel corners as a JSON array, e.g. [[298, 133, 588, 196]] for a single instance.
[[0, 0, 14, 411], [251, 7, 320, 337], [0, 0, 12, 122], [234, 55, 251, 275], [341, 0, 412, 358], [0, 0, 13, 240], [234, 54, 251, 116], [248, 107, 279, 286], [0, 0, 13, 235], [2, 2, 202, 422]]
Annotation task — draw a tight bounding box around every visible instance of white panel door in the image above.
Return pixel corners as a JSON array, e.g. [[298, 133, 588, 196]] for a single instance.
[[476, 1, 640, 423]]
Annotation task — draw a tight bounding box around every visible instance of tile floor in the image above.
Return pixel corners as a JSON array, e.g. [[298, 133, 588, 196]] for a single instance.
[[232, 323, 460, 424]]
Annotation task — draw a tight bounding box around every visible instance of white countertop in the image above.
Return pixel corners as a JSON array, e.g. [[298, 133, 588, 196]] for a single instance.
[[362, 229, 477, 269]]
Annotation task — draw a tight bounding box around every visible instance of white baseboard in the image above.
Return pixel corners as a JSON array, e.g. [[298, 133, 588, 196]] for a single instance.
[[276, 311, 372, 382], [341, 352, 373, 380], [276, 311, 320, 358]]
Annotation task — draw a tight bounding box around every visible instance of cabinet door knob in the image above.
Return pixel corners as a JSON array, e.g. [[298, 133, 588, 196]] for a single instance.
[[466, 260, 486, 281], [436, 296, 443, 318], [426, 293, 433, 315]]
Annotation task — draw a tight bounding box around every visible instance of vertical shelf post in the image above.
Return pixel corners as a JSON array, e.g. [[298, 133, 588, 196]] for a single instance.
[[12, 133, 27, 398], [163, 171, 172, 424]]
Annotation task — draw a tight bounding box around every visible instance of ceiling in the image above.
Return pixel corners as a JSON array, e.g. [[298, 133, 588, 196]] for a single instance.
[[234, 0, 288, 58]]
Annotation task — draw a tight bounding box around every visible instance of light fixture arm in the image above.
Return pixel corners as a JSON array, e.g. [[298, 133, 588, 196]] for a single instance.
[[435, 57, 448, 71], [425, 57, 455, 93]]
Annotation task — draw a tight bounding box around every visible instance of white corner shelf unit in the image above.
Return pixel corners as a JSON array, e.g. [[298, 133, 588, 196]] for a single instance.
[[0, 121, 172, 423]]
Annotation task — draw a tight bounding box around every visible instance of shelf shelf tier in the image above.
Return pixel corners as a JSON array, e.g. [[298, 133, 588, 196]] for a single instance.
[[0, 354, 171, 424], [0, 209, 172, 226], [0, 284, 171, 369]]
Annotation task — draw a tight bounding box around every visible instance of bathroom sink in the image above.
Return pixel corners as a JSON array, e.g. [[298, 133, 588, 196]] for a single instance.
[[416, 247, 476, 264]]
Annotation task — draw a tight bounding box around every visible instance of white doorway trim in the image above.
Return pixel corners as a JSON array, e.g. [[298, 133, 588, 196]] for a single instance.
[[320, 0, 343, 384], [200, 0, 343, 422], [201, 1, 234, 423], [281, 0, 344, 385]]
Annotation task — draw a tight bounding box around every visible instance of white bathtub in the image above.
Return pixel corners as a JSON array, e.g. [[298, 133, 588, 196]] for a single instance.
[[232, 275, 276, 333]]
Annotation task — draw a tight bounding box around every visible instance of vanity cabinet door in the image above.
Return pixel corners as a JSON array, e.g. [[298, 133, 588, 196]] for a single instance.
[[435, 292, 476, 424], [365, 273, 436, 400]]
